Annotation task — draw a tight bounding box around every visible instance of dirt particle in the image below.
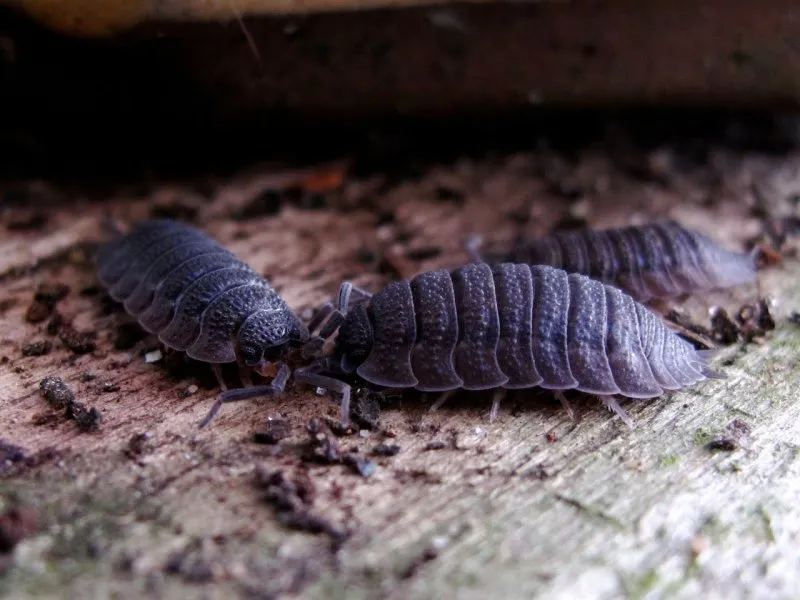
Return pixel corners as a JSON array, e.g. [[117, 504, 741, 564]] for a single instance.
[[58, 325, 97, 354], [25, 282, 70, 323], [38, 376, 101, 431], [39, 375, 75, 409], [253, 417, 292, 445], [710, 307, 740, 345], [423, 441, 446, 451], [164, 538, 216, 583], [372, 443, 401, 456], [21, 340, 52, 357], [66, 401, 102, 432], [81, 372, 97, 382], [101, 381, 120, 393], [304, 418, 341, 464], [737, 299, 776, 343], [707, 418, 752, 452], [545, 430, 558, 443], [789, 311, 800, 326], [343, 453, 377, 478], [125, 432, 151, 459], [0, 440, 25, 476], [254, 467, 347, 544]]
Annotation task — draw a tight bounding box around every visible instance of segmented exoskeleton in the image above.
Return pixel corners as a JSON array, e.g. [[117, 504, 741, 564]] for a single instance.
[[467, 221, 758, 303], [96, 219, 309, 426], [295, 262, 724, 428]]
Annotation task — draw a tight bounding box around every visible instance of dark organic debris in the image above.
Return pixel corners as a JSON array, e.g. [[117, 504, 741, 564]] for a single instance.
[[789, 311, 800, 326], [25, 282, 70, 323], [304, 418, 342, 464], [372, 443, 401, 457], [124, 433, 151, 459], [0, 440, 26, 476], [58, 325, 97, 354], [101, 381, 120, 393], [709, 307, 740, 345], [39, 376, 75, 409], [253, 417, 292, 445], [707, 418, 752, 452], [343, 453, 377, 478], [38, 376, 101, 432], [423, 441, 446, 451], [736, 299, 776, 343], [66, 401, 102, 432], [21, 340, 52, 357], [45, 312, 63, 335], [254, 467, 347, 545]]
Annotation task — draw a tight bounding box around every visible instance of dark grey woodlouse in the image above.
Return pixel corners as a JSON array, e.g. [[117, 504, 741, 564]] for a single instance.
[[467, 221, 758, 303], [297, 261, 724, 428], [96, 219, 310, 426]]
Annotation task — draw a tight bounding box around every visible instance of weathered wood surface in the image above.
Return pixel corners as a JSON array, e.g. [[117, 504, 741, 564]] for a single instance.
[[1, 137, 799, 600]]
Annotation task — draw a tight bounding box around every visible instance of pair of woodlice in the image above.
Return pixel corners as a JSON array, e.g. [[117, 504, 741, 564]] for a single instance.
[[96, 218, 737, 428]]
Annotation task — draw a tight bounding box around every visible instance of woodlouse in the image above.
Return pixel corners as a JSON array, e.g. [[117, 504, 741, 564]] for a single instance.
[[467, 221, 758, 303], [96, 219, 310, 426], [296, 261, 724, 428]]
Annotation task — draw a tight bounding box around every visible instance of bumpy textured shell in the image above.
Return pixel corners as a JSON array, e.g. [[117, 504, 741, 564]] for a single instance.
[[334, 262, 716, 398], [489, 221, 757, 302], [96, 220, 307, 364]]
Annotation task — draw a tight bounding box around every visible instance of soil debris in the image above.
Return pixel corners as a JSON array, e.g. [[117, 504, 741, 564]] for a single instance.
[[709, 307, 740, 345], [304, 418, 342, 464], [372, 443, 401, 457], [66, 401, 102, 432], [707, 418, 752, 452], [253, 417, 292, 445], [254, 467, 347, 545], [38, 376, 101, 431], [25, 281, 70, 323], [736, 299, 776, 343], [0, 440, 26, 476], [124, 432, 151, 459], [343, 453, 377, 478], [423, 441, 446, 451], [21, 340, 52, 357], [58, 324, 97, 354], [39, 375, 75, 409]]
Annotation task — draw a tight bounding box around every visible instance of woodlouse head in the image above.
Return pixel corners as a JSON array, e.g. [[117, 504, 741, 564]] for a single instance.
[[237, 310, 310, 367], [334, 303, 373, 373]]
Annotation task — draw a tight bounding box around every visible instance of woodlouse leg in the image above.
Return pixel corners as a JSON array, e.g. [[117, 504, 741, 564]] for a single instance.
[[464, 235, 485, 263], [198, 363, 292, 428], [489, 389, 506, 422], [429, 390, 456, 412], [553, 391, 576, 423], [306, 302, 336, 333], [292, 366, 352, 428], [598, 396, 635, 429], [337, 281, 373, 312], [212, 363, 228, 392]]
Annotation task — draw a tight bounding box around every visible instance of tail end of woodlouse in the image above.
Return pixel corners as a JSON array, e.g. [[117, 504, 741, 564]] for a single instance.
[[694, 349, 728, 381]]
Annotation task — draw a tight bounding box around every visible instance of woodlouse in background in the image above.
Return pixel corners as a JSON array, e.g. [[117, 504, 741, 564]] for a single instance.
[[467, 221, 759, 303], [296, 262, 725, 428], [96, 219, 310, 426]]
